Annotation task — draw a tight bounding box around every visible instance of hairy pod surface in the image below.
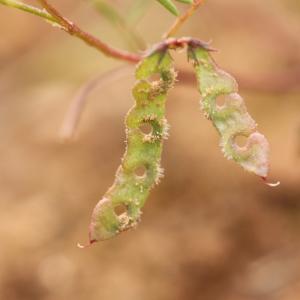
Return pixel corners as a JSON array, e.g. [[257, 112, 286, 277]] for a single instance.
[[89, 50, 176, 242], [188, 45, 269, 177]]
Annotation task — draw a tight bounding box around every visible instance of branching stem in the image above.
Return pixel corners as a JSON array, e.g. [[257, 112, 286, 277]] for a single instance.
[[0, 0, 141, 63], [1, 0, 206, 62], [36, 0, 142, 62]]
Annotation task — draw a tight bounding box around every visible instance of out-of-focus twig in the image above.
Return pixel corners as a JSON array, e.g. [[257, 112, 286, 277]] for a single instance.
[[163, 0, 205, 38], [127, 0, 151, 26], [60, 66, 133, 141], [90, 0, 146, 50]]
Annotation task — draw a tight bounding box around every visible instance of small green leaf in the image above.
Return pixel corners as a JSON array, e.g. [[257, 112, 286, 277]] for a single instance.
[[0, 0, 59, 24], [156, 0, 179, 16], [175, 0, 193, 4]]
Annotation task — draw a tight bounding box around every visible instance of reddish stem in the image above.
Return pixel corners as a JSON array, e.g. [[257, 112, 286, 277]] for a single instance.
[[37, 0, 141, 63]]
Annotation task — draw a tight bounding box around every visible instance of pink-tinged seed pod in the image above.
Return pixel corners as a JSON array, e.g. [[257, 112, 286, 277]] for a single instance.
[[188, 44, 278, 184]]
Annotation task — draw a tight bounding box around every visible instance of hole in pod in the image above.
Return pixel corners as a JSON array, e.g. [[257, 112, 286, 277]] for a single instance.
[[134, 165, 147, 178], [215, 94, 227, 108], [114, 204, 127, 216], [139, 123, 153, 135], [148, 73, 161, 82], [234, 135, 248, 148]]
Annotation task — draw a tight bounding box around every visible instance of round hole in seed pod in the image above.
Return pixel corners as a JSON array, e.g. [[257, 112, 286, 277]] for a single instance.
[[135, 165, 147, 178], [148, 73, 161, 82], [114, 204, 127, 216], [139, 123, 153, 135], [234, 135, 248, 148], [215, 94, 227, 108]]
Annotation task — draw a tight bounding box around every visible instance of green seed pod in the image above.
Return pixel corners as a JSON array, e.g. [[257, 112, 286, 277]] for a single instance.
[[88, 50, 176, 243], [188, 45, 270, 178]]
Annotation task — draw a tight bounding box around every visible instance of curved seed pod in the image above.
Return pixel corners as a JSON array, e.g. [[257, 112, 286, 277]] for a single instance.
[[88, 50, 176, 243], [188, 45, 269, 178]]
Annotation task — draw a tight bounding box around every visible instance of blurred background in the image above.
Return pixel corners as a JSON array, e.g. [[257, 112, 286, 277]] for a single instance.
[[0, 0, 299, 299]]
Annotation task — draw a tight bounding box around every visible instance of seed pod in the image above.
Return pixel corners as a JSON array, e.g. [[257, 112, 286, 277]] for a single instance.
[[188, 45, 269, 178], [88, 50, 176, 243]]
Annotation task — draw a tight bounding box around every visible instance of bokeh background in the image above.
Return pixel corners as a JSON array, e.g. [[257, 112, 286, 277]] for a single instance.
[[0, 0, 300, 299]]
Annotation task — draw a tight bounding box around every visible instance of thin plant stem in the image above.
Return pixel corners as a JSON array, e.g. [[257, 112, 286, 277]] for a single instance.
[[0, 0, 58, 23], [1, 0, 205, 61], [60, 65, 133, 141], [36, 0, 141, 62], [0, 0, 141, 63], [163, 0, 205, 39]]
